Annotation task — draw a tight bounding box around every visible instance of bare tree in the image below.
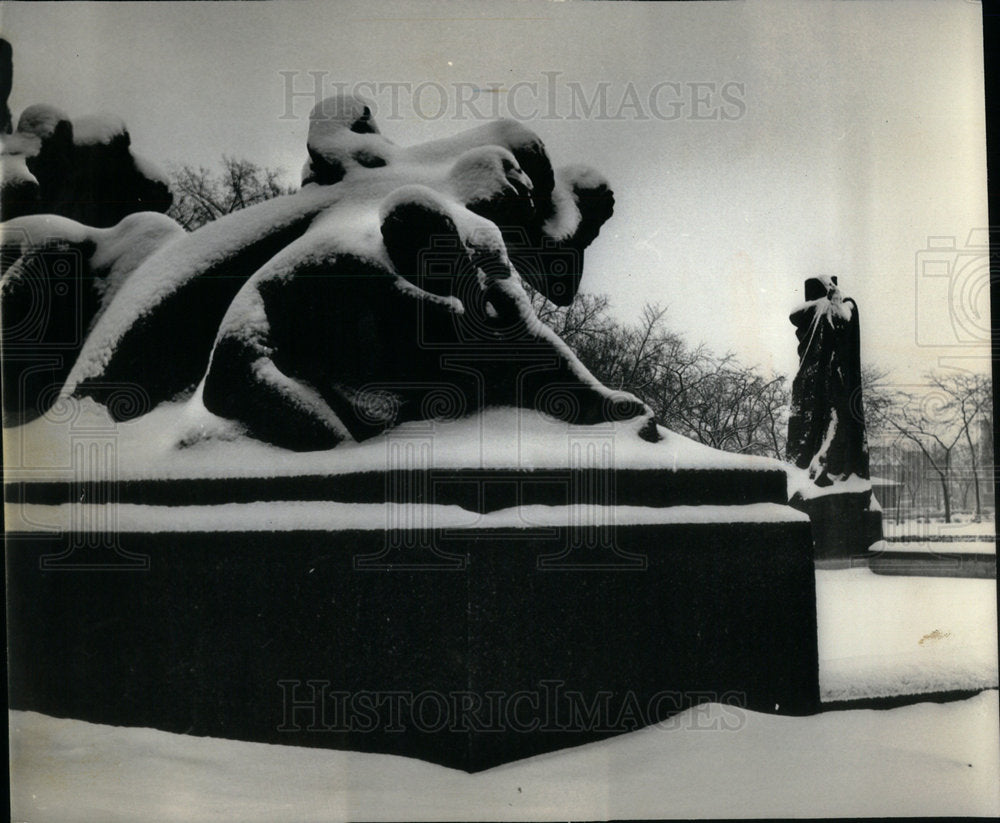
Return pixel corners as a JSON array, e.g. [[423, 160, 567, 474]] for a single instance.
[[886, 397, 959, 522], [926, 371, 992, 520], [167, 155, 294, 231], [860, 363, 894, 429], [866, 364, 925, 522], [528, 287, 790, 458], [872, 372, 991, 523], [700, 365, 788, 457]]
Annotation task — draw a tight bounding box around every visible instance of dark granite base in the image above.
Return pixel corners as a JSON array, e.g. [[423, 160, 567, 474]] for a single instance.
[[869, 550, 996, 579], [7, 519, 820, 772], [790, 490, 882, 562], [821, 688, 991, 712], [3, 465, 788, 511]]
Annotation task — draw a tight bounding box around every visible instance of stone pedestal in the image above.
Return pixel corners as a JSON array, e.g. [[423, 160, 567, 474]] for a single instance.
[[869, 545, 997, 579], [785, 276, 883, 564], [6, 461, 821, 772], [789, 489, 883, 567]]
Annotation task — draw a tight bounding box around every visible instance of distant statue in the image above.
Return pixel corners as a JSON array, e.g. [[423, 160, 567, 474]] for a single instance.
[[786, 275, 870, 486]]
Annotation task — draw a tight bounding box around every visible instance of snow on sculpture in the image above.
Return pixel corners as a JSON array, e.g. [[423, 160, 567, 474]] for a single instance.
[[785, 275, 882, 561], [0, 211, 185, 425], [3, 94, 826, 775], [785, 275, 870, 486], [0, 104, 172, 227], [2, 94, 654, 448]]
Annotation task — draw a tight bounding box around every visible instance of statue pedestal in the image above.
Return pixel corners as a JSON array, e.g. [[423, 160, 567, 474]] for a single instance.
[[790, 489, 883, 568], [7, 507, 819, 772], [5, 412, 822, 771]]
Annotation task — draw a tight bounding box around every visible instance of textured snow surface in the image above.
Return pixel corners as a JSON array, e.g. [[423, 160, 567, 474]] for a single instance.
[[1, 212, 91, 247], [0, 150, 38, 187], [816, 569, 998, 701], [72, 113, 127, 146], [786, 466, 873, 501], [9, 692, 999, 821], [0, 213, 186, 326], [7, 209, 183, 267], [15, 103, 68, 139], [5, 398, 784, 481], [61, 185, 341, 392], [5, 501, 807, 533]]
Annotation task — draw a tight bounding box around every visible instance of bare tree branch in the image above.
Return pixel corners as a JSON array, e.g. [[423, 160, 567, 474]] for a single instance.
[[167, 156, 296, 231]]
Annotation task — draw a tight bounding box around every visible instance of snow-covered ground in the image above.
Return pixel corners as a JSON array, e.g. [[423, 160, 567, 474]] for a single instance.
[[9, 695, 998, 821], [816, 569, 997, 701], [10, 687, 1000, 822], [10, 568, 998, 821]]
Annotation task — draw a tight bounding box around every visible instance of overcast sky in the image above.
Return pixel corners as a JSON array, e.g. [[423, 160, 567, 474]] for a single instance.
[[2, 0, 989, 384]]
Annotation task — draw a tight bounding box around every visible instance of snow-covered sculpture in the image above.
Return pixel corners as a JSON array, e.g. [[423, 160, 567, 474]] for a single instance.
[[0, 212, 185, 425], [786, 275, 870, 486], [3, 95, 824, 772], [2, 94, 653, 448], [785, 276, 883, 561], [0, 104, 172, 227]]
